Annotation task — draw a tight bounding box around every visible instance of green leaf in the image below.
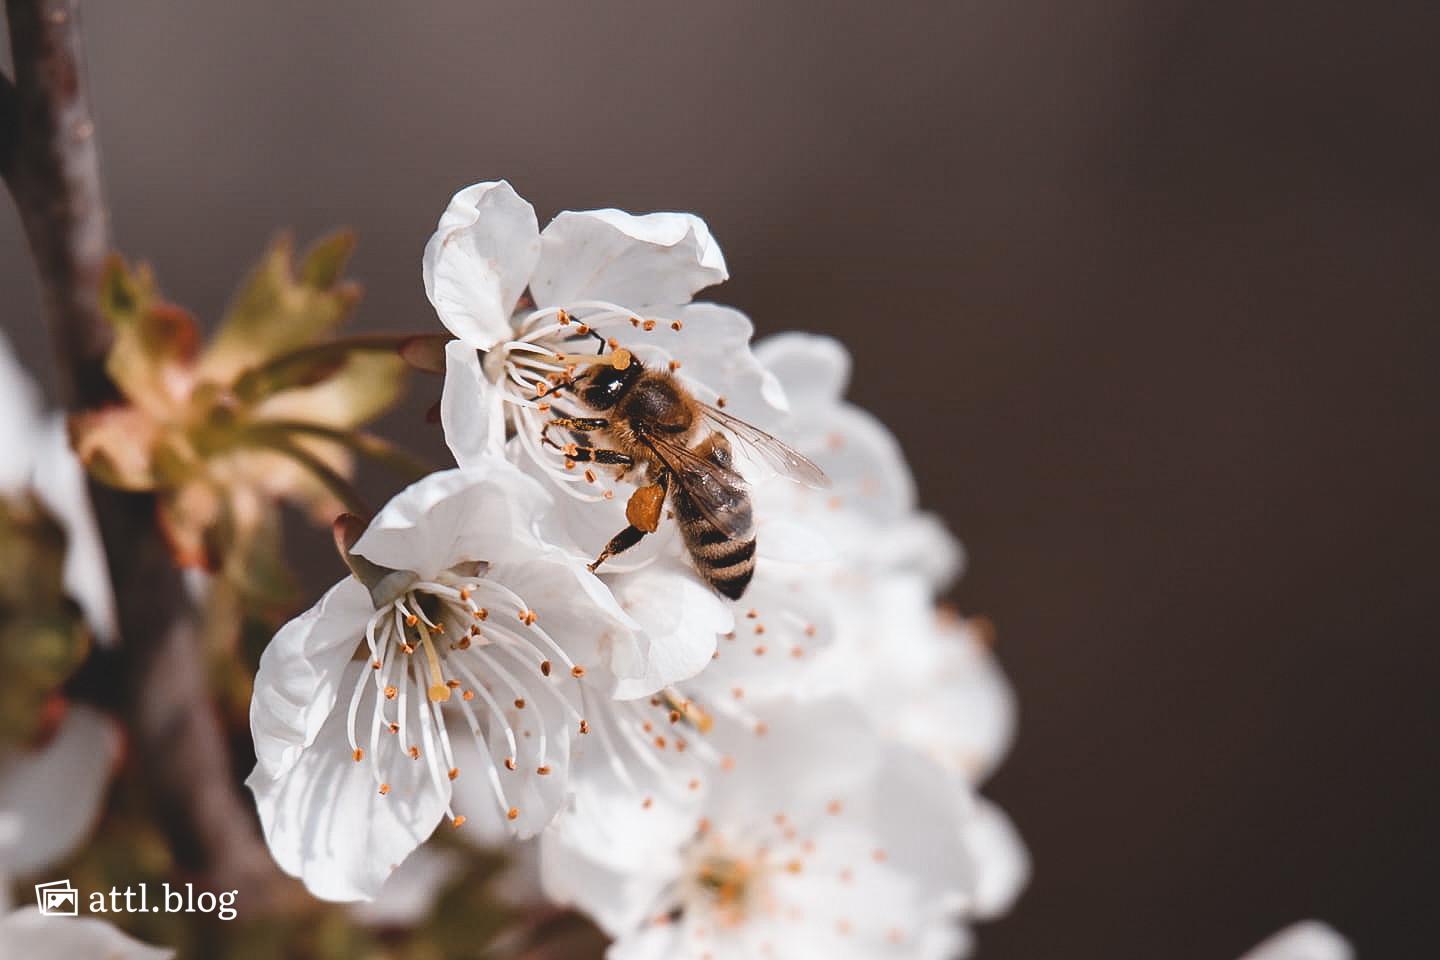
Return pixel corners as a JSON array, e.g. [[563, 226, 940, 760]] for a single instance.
[[255, 420, 434, 484], [239, 428, 370, 518], [253, 347, 409, 431], [199, 231, 362, 385], [230, 335, 417, 408]]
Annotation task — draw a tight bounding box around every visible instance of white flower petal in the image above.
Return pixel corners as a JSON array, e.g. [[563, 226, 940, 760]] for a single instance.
[[249, 578, 374, 778], [753, 331, 851, 410], [486, 554, 640, 691], [866, 744, 976, 906], [31, 416, 120, 646], [0, 705, 120, 874], [608, 568, 731, 699], [552, 696, 708, 874], [446, 651, 575, 840], [347, 842, 464, 928], [540, 831, 679, 939], [423, 180, 540, 349], [352, 465, 551, 578], [961, 797, 1029, 920], [0, 333, 41, 495], [440, 340, 506, 469], [1238, 921, 1353, 960], [705, 699, 881, 821], [247, 660, 449, 902], [605, 922, 679, 960], [750, 509, 837, 567], [531, 209, 727, 310], [685, 562, 834, 701], [0, 907, 174, 960]]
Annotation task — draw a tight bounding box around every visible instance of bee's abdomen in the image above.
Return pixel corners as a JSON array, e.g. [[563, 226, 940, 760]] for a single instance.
[[676, 495, 756, 600]]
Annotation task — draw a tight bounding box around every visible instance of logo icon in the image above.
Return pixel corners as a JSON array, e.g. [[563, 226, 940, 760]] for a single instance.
[[35, 880, 80, 916]]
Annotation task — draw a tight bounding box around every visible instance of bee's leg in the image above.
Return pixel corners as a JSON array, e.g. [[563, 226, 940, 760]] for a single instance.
[[590, 472, 670, 572], [556, 445, 635, 481], [540, 416, 610, 450], [563, 448, 634, 467], [588, 525, 647, 573]]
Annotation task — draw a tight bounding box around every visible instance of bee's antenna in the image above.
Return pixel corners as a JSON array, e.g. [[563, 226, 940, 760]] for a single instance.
[[553, 311, 634, 369], [553, 345, 633, 370], [556, 309, 611, 354]]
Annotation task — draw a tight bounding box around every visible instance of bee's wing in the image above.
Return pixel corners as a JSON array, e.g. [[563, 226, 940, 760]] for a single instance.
[[700, 404, 829, 489], [642, 433, 755, 540]]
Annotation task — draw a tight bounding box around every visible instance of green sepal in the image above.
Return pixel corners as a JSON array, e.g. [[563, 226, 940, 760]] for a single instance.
[[99, 254, 202, 417]]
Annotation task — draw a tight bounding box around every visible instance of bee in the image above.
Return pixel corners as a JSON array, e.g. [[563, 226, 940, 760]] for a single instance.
[[540, 333, 825, 600]]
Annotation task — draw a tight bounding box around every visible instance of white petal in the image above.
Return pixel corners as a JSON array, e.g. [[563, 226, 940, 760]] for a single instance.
[[684, 561, 834, 702], [539, 830, 679, 939], [439, 340, 506, 469], [30, 416, 120, 646], [552, 697, 706, 873], [0, 705, 120, 874], [486, 553, 640, 690], [531, 209, 727, 310], [866, 745, 976, 906], [247, 660, 448, 901], [347, 842, 464, 928], [249, 578, 374, 778], [0, 908, 174, 960], [443, 650, 574, 840], [754, 331, 852, 410], [885, 611, 1017, 784], [0, 333, 41, 494], [705, 699, 882, 821], [751, 509, 838, 567], [351, 464, 551, 578], [605, 922, 680, 960], [423, 180, 540, 349], [607, 568, 731, 699], [778, 395, 918, 523], [1238, 922, 1353, 960], [961, 797, 1029, 919]]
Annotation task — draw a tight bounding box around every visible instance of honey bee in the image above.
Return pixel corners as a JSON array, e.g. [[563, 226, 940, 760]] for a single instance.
[[540, 333, 825, 600]]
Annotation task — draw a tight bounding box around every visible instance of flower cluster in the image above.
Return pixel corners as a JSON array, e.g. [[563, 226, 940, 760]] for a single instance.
[[248, 181, 1025, 956]]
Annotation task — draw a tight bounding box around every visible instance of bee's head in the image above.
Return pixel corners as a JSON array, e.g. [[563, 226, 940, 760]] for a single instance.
[[563, 347, 641, 411]]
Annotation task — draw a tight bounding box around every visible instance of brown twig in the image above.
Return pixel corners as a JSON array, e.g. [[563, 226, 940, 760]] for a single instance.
[[2, 0, 294, 910]]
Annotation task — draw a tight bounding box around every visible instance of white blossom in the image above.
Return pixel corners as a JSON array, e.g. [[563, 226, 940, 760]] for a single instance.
[[1238, 921, 1353, 960], [246, 461, 642, 901], [426, 181, 787, 567], [541, 701, 981, 960], [747, 333, 1018, 782]]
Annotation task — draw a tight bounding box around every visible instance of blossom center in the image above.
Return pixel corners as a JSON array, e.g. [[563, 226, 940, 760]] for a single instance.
[[342, 567, 589, 828]]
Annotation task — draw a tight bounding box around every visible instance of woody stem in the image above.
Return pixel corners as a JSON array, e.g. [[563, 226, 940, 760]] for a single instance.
[[1, 0, 294, 910]]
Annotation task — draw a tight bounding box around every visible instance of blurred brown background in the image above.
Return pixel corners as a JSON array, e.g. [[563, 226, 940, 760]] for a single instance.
[[4, 1, 1436, 957]]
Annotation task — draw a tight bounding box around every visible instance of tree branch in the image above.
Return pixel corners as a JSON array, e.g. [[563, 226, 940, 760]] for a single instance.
[[3, 0, 294, 910], [2, 0, 111, 408]]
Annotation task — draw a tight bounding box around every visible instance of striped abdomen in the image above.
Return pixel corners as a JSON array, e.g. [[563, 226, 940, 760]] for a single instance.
[[675, 489, 756, 600]]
